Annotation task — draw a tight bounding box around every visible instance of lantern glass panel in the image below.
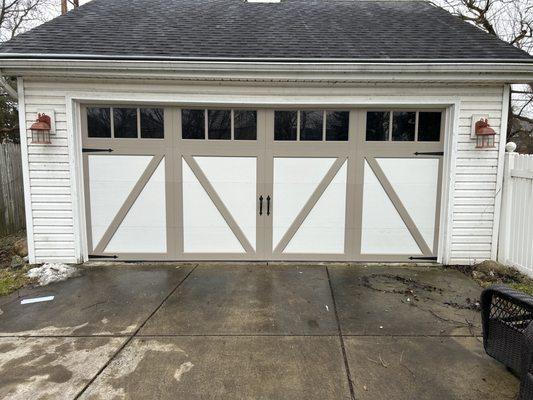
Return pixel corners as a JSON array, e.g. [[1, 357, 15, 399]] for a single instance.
[[32, 129, 50, 144]]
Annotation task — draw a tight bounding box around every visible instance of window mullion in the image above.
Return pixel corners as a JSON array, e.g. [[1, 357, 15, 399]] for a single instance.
[[110, 107, 115, 138]]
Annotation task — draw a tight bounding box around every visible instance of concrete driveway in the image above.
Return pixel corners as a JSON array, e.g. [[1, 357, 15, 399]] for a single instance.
[[0, 264, 518, 399]]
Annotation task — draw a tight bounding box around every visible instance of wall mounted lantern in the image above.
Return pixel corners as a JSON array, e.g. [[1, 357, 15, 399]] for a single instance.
[[29, 113, 52, 144], [475, 118, 496, 149]]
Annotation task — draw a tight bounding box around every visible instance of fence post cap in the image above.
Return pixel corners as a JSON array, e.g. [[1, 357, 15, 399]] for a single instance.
[[505, 142, 517, 153]]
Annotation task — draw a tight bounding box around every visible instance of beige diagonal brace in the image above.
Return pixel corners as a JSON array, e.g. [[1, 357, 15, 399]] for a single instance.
[[274, 157, 346, 255], [366, 157, 432, 256], [183, 155, 255, 254], [94, 155, 164, 254]]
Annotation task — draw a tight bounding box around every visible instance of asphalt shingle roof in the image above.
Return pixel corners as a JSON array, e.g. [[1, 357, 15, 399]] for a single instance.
[[0, 0, 531, 61]]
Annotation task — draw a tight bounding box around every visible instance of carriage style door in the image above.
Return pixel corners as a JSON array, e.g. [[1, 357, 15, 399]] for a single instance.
[[264, 110, 352, 261], [82, 106, 444, 262]]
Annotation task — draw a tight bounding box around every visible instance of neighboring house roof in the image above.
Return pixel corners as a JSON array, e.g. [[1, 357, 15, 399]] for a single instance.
[[0, 0, 531, 62]]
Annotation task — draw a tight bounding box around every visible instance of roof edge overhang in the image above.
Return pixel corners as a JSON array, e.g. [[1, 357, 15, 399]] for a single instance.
[[1, 56, 532, 83]]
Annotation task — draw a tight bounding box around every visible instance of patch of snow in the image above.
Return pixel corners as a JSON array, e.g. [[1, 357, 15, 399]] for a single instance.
[[27, 263, 79, 286], [0, 322, 89, 337], [174, 361, 194, 382]]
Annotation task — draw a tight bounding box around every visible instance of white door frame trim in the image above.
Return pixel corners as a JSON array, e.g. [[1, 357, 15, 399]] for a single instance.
[[65, 91, 460, 263]]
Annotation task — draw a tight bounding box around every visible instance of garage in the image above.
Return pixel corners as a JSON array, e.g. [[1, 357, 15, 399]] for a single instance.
[[82, 106, 444, 262]]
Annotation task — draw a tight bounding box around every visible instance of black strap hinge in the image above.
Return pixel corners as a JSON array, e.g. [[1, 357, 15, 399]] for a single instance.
[[414, 152, 444, 156], [88, 255, 118, 259], [82, 148, 114, 153]]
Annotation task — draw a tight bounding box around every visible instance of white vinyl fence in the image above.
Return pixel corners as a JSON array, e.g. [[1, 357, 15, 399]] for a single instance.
[[498, 145, 533, 277]]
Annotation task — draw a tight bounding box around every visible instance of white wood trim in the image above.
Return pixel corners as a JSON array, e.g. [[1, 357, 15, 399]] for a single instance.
[[492, 84, 511, 261], [17, 77, 36, 264], [65, 91, 463, 108], [66, 97, 85, 263], [2, 59, 533, 83], [438, 101, 460, 265]]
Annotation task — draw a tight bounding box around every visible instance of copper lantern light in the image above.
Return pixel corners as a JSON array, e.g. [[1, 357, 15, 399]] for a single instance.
[[475, 118, 496, 149], [29, 113, 52, 144]]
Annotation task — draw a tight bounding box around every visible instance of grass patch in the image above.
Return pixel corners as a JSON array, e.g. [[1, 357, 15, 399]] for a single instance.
[[0, 266, 33, 297], [508, 282, 533, 297], [449, 260, 533, 296]]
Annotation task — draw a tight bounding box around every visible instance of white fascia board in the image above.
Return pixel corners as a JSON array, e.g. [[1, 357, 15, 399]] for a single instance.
[[0, 59, 533, 83]]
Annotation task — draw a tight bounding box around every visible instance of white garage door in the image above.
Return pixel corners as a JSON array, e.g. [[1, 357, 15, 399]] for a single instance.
[[82, 106, 444, 262]]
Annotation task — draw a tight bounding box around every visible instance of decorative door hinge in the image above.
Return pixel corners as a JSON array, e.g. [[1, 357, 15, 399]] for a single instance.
[[82, 148, 114, 153]]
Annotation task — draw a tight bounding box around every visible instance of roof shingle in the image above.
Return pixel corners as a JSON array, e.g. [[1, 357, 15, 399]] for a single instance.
[[0, 0, 531, 61]]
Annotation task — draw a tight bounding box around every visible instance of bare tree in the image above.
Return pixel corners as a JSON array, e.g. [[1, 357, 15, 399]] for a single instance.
[[61, 0, 79, 15], [0, 0, 54, 141], [435, 0, 533, 151], [0, 0, 53, 42], [437, 0, 533, 52]]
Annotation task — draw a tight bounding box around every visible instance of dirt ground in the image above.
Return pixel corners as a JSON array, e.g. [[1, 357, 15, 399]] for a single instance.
[[0, 230, 32, 296], [448, 260, 533, 296]]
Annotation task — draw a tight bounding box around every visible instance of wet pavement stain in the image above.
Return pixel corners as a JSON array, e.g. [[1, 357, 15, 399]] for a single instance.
[[0, 264, 520, 399]]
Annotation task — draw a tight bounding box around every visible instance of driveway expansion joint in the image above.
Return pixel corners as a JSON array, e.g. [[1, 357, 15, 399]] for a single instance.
[[326, 266, 357, 400], [73, 265, 198, 400]]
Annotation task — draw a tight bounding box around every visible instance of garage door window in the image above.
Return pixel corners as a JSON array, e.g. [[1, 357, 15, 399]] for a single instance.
[[87, 107, 164, 139], [182, 109, 257, 140], [140, 108, 164, 139], [234, 111, 257, 140], [418, 112, 442, 142], [87, 107, 111, 138], [366, 111, 442, 142], [113, 108, 137, 138], [208, 110, 231, 140], [392, 112, 416, 141], [274, 110, 349, 141], [326, 111, 349, 141]]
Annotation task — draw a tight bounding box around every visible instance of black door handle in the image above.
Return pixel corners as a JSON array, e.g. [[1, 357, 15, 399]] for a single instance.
[[259, 195, 263, 216], [266, 196, 271, 216]]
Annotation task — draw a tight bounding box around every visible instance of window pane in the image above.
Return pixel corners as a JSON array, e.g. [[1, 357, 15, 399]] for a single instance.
[[140, 108, 164, 139], [366, 112, 390, 141], [392, 111, 416, 141], [113, 108, 138, 138], [234, 110, 257, 140], [182, 109, 205, 139], [418, 112, 442, 142], [274, 111, 297, 140], [87, 107, 111, 138], [326, 111, 349, 141], [208, 110, 231, 140], [300, 111, 323, 141]]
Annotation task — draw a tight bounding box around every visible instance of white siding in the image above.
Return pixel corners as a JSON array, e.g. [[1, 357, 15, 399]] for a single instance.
[[20, 79, 505, 264]]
